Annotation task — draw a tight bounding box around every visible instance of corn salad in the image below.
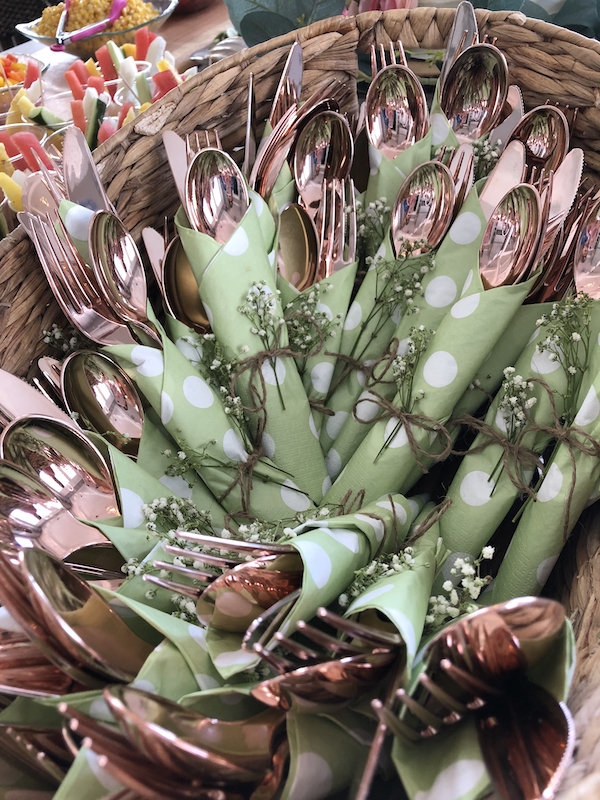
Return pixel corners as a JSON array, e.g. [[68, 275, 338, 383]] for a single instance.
[[35, 0, 158, 36]]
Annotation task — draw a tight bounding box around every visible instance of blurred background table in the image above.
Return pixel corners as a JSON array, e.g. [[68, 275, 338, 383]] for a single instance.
[[1, 0, 233, 104], [161, 0, 232, 70], [3, 0, 232, 74]]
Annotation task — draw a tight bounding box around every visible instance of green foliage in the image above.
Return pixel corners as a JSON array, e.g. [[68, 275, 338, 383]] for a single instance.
[[240, 12, 297, 46], [225, 0, 345, 42], [474, 0, 600, 38]]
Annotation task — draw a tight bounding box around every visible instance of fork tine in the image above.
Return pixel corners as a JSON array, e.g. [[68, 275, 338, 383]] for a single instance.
[[273, 633, 321, 661], [345, 178, 357, 264], [396, 39, 407, 68], [315, 607, 402, 648], [50, 214, 98, 303], [151, 559, 217, 583], [450, 148, 466, 184], [185, 135, 194, 165], [418, 671, 468, 716], [142, 573, 200, 599], [163, 544, 242, 569], [295, 620, 368, 655], [30, 218, 81, 312], [395, 688, 444, 732], [252, 642, 295, 674], [440, 658, 500, 701], [378, 43, 387, 72], [371, 699, 422, 743]]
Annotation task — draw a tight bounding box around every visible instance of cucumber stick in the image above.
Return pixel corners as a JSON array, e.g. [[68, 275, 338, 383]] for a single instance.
[[85, 98, 107, 151]]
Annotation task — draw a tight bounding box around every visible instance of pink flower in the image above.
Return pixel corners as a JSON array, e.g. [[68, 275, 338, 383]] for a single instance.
[[345, 0, 417, 12]]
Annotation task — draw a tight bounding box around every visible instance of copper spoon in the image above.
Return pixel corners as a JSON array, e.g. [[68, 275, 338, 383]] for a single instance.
[[365, 65, 429, 159], [440, 43, 509, 143], [185, 147, 249, 242], [292, 110, 354, 220], [479, 184, 542, 289], [277, 203, 319, 290], [88, 211, 163, 348], [60, 350, 144, 458], [104, 684, 286, 782], [507, 104, 570, 180], [21, 547, 153, 682], [0, 414, 120, 523], [391, 161, 455, 257]]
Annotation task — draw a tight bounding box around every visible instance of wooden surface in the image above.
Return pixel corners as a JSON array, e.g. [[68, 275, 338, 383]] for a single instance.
[[160, 1, 232, 70], [6, 1, 232, 73]]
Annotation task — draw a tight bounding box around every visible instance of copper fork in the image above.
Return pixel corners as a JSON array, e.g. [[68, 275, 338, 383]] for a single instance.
[[371, 598, 574, 800], [317, 177, 357, 279], [370, 39, 407, 78], [249, 606, 401, 710], [143, 533, 302, 632], [23, 213, 137, 347]]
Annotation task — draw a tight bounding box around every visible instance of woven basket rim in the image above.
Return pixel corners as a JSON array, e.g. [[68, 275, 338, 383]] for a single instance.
[[1, 6, 597, 261], [90, 7, 600, 162]]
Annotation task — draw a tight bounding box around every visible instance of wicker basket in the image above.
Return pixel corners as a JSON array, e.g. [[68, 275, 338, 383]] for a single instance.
[[2, 9, 600, 796]]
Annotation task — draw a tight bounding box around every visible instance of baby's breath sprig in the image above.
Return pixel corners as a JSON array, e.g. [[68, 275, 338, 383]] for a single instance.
[[392, 325, 433, 414], [535, 292, 593, 427], [238, 281, 286, 408], [508, 292, 594, 521], [356, 197, 391, 261], [345, 247, 435, 370], [196, 333, 252, 449], [489, 366, 538, 488], [159, 440, 232, 488], [375, 325, 434, 460], [472, 137, 501, 181], [142, 495, 214, 541], [226, 504, 336, 545], [42, 323, 88, 354], [239, 661, 273, 683], [424, 546, 495, 633], [338, 547, 417, 609], [284, 282, 342, 364]]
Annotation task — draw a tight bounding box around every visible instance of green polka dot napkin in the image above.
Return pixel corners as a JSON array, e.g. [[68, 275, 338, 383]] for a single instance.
[[362, 131, 435, 211], [440, 304, 568, 561], [199, 494, 417, 682], [323, 265, 538, 506], [345, 510, 445, 679], [321, 186, 490, 475], [105, 311, 315, 522], [175, 196, 328, 504], [493, 304, 600, 600], [277, 261, 359, 438]]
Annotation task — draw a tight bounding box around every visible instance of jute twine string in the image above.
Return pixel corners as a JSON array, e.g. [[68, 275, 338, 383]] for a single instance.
[[406, 497, 452, 545], [454, 377, 600, 541], [333, 337, 456, 473], [220, 308, 329, 515]]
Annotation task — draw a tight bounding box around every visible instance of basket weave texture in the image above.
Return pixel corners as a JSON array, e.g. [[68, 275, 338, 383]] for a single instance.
[[1, 8, 600, 795]]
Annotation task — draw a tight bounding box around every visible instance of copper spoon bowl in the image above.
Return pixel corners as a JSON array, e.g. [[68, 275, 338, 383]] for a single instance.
[[391, 161, 456, 257], [440, 43, 509, 143], [365, 65, 429, 159]]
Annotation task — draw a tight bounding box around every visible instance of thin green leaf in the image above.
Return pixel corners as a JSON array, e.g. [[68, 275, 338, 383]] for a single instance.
[[554, 0, 599, 37], [240, 10, 297, 46], [224, 0, 344, 33]]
